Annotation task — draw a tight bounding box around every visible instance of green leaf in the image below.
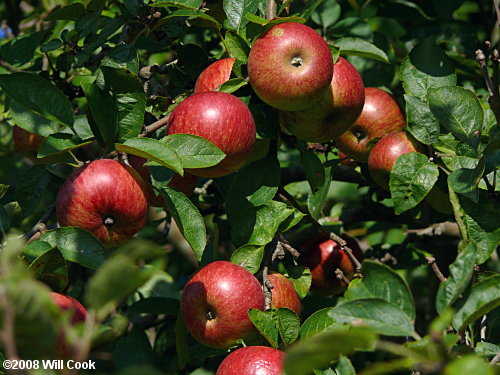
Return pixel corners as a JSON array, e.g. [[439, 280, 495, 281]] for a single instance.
[[344, 260, 415, 320], [443, 355, 495, 375], [175, 315, 189, 369], [223, 0, 259, 31], [436, 242, 476, 314], [224, 31, 250, 63], [335, 356, 356, 375], [37, 133, 91, 158], [0, 184, 8, 199], [101, 67, 146, 142], [245, 12, 268, 25], [160, 9, 221, 30], [301, 151, 326, 193], [113, 326, 153, 369], [40, 227, 108, 269], [448, 157, 485, 201], [248, 308, 278, 348], [452, 274, 500, 332], [46, 3, 86, 20], [401, 38, 456, 98], [390, 152, 439, 215], [162, 134, 226, 169], [151, 0, 203, 10], [328, 44, 340, 64], [0, 31, 49, 65], [329, 299, 417, 337], [116, 138, 183, 175], [230, 244, 264, 274], [284, 327, 377, 375], [82, 83, 118, 146], [335, 37, 389, 63], [311, 0, 341, 29], [217, 77, 248, 93], [8, 100, 64, 137], [101, 44, 140, 75], [307, 162, 335, 219], [274, 308, 300, 345], [287, 265, 312, 299], [40, 38, 63, 53], [0, 73, 75, 127], [300, 308, 339, 340], [0, 206, 9, 233], [404, 95, 440, 145], [428, 87, 483, 151], [27, 248, 68, 292], [129, 297, 180, 315], [160, 187, 206, 260], [14, 165, 50, 217]]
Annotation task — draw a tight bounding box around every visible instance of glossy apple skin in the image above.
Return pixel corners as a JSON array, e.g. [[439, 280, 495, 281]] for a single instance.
[[216, 346, 285, 375], [12, 125, 45, 158], [368, 132, 425, 190], [248, 22, 333, 111], [167, 92, 256, 178], [301, 234, 363, 295], [335, 87, 406, 162], [268, 272, 301, 315], [56, 159, 149, 248], [181, 261, 265, 348], [279, 57, 365, 142], [194, 58, 236, 93]]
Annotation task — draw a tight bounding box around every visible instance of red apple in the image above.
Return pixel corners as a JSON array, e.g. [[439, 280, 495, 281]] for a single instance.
[[167, 92, 256, 178], [268, 272, 301, 315], [56, 159, 149, 248], [194, 58, 236, 93], [367, 132, 425, 190], [248, 22, 333, 111], [279, 57, 365, 142], [181, 261, 265, 348], [300, 234, 363, 295], [12, 125, 45, 158], [216, 346, 284, 375], [335, 87, 406, 162], [339, 151, 357, 168]]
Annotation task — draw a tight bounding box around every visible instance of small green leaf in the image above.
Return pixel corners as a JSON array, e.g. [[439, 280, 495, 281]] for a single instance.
[[224, 31, 250, 63], [40, 39, 63, 53], [300, 308, 338, 340], [335, 356, 356, 375], [307, 162, 335, 219], [129, 298, 180, 315], [217, 77, 248, 93], [46, 3, 86, 20], [436, 242, 476, 314], [230, 245, 264, 274], [37, 133, 91, 158], [101, 44, 140, 75], [248, 308, 278, 348], [329, 299, 417, 337], [223, 0, 259, 31], [27, 248, 68, 292], [0, 31, 49, 65], [390, 152, 439, 215], [151, 0, 203, 10], [335, 37, 389, 63], [0, 184, 9, 199], [160, 187, 206, 260], [301, 151, 326, 193], [311, 0, 341, 29], [162, 134, 226, 169], [328, 44, 340, 64], [82, 83, 118, 146], [245, 12, 268, 25], [287, 265, 312, 299], [113, 326, 153, 369], [116, 138, 183, 175], [274, 308, 300, 346], [404, 94, 440, 145], [40, 227, 108, 269], [448, 157, 485, 201], [8, 100, 64, 137], [14, 165, 50, 217], [443, 355, 495, 375], [175, 315, 189, 369]]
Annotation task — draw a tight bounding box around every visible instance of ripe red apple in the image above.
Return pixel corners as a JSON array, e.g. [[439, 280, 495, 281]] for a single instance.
[[367, 132, 425, 190], [12, 125, 45, 158], [56, 159, 149, 248], [181, 261, 265, 348], [216, 346, 284, 375], [167, 91, 256, 178], [194, 58, 236, 93], [248, 22, 333, 111], [279, 57, 365, 142], [300, 234, 363, 295], [268, 272, 301, 315], [335, 87, 406, 162]]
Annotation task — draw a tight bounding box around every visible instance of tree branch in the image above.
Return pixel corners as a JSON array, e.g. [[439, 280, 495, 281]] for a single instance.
[[139, 115, 170, 137], [425, 257, 446, 282], [25, 204, 55, 243], [265, 0, 277, 20], [406, 222, 460, 237], [493, 0, 500, 28]]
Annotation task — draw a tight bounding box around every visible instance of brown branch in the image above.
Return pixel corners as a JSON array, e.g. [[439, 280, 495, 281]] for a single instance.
[[25, 204, 55, 243], [334, 268, 350, 285], [0, 60, 22, 73], [139, 115, 170, 137], [262, 239, 277, 310], [265, 0, 277, 20], [406, 222, 460, 237], [476, 49, 495, 96], [493, 0, 500, 28], [490, 353, 500, 366], [476, 47, 500, 125], [425, 257, 446, 282]]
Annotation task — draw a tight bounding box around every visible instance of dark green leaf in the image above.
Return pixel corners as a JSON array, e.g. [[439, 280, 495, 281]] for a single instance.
[[307, 162, 335, 219], [443, 355, 495, 375], [224, 31, 250, 63], [390, 152, 439, 215], [335, 37, 389, 63], [230, 244, 264, 274], [0, 206, 10, 234], [14, 165, 50, 217], [311, 0, 341, 28], [452, 275, 500, 331], [300, 308, 339, 340], [175, 315, 188, 369], [27, 248, 68, 292], [101, 45, 139, 75], [448, 157, 485, 201], [129, 298, 179, 315], [160, 187, 206, 260], [401, 38, 456, 98], [37, 133, 91, 158], [274, 308, 300, 345], [248, 308, 278, 348], [217, 77, 248, 93], [0, 73, 75, 127], [330, 299, 417, 337], [113, 325, 153, 369], [116, 138, 183, 175], [46, 3, 86, 20], [404, 94, 440, 145], [344, 260, 415, 320], [22, 240, 54, 262], [40, 227, 108, 269], [0, 31, 48, 65], [9, 100, 64, 137], [151, 0, 203, 10], [40, 39, 63, 53], [287, 265, 312, 299], [162, 134, 226, 169], [301, 151, 325, 193], [428, 87, 483, 151], [223, 0, 259, 31], [284, 327, 377, 375], [328, 44, 340, 64], [0, 184, 8, 199]]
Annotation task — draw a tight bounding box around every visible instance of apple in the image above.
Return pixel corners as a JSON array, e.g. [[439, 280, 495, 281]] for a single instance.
[[334, 87, 406, 162], [12, 125, 45, 158], [167, 91, 256, 178], [300, 234, 363, 295], [194, 58, 236, 93], [56, 159, 149, 248], [268, 272, 301, 315], [216, 346, 284, 375], [279, 57, 365, 142], [181, 261, 265, 348], [339, 151, 357, 168], [367, 132, 425, 190], [247, 22, 333, 111]]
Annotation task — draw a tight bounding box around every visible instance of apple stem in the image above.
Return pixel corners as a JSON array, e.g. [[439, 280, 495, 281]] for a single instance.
[[278, 188, 363, 276], [425, 257, 446, 283], [334, 268, 350, 285]]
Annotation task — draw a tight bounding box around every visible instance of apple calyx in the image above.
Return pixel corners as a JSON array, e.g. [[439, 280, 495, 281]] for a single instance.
[[206, 309, 216, 320], [103, 216, 115, 227], [291, 56, 303, 68], [351, 126, 366, 142]]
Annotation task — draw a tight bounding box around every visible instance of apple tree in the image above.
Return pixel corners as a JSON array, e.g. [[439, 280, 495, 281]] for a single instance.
[[0, 0, 499, 374]]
